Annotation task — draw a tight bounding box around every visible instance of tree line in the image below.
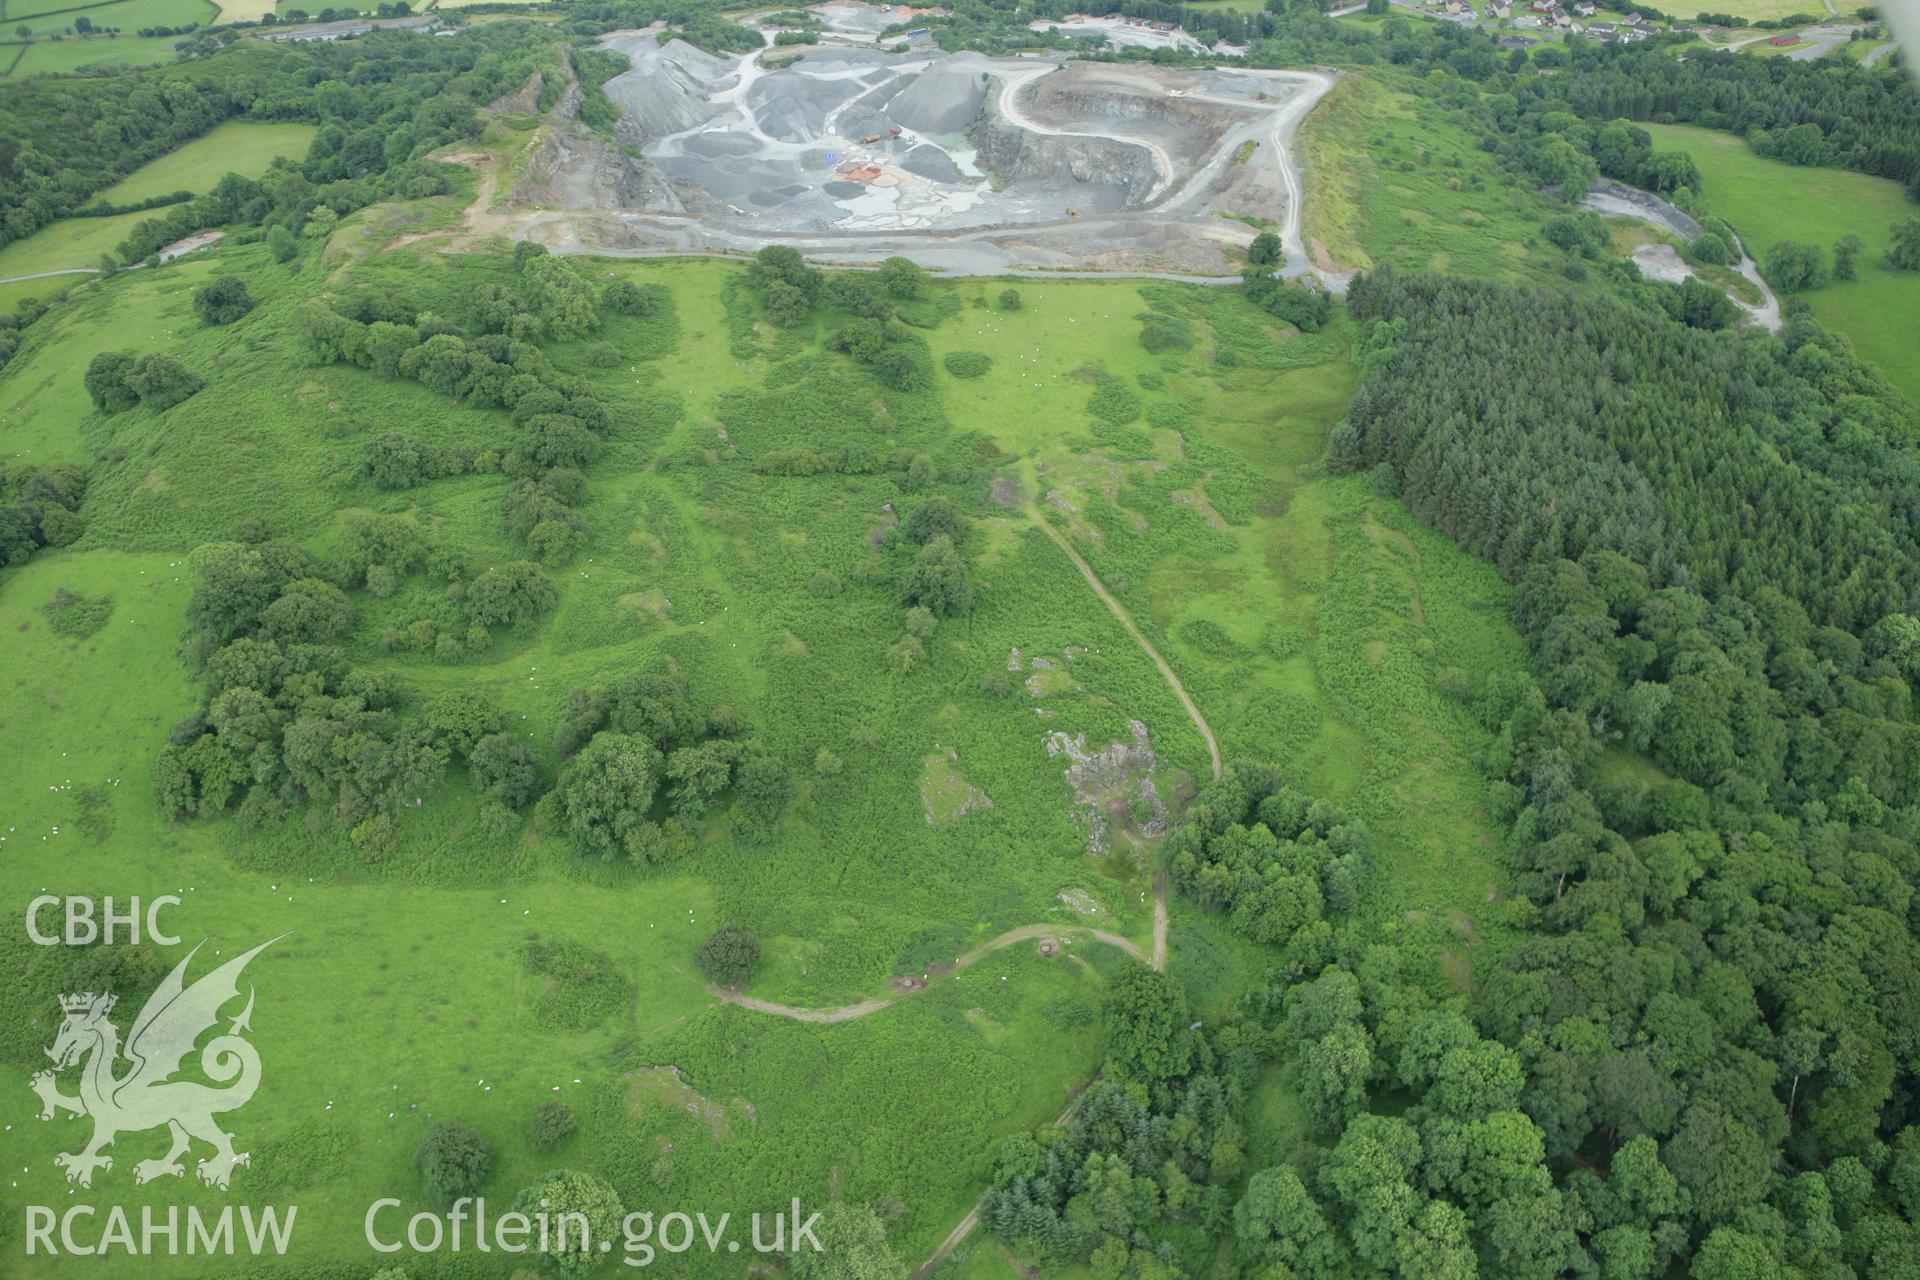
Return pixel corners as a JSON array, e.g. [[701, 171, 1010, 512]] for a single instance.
[[0, 22, 560, 254], [1315, 265, 1920, 1278]]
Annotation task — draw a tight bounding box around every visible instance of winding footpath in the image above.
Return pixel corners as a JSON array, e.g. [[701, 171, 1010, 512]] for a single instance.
[[1029, 503, 1223, 785], [704, 498, 1221, 1275], [714, 507, 1214, 1025], [903, 508, 1215, 1279], [0, 268, 100, 287], [712, 924, 1150, 1023]]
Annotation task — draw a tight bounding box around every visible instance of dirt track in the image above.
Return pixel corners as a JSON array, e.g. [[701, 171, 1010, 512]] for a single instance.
[[1029, 504, 1223, 783], [711, 923, 1149, 1023], [713, 503, 1211, 1030], [898, 507, 1214, 1277]]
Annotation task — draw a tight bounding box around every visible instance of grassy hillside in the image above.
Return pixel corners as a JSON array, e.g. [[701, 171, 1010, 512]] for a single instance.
[[1299, 71, 1559, 281], [0, 224, 1520, 1272]]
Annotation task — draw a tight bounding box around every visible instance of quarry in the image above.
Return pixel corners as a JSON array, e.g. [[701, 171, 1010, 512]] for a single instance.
[[507, 4, 1334, 277]]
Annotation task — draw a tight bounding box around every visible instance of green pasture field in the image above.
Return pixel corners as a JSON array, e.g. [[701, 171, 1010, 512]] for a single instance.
[[1701, 0, 1826, 19], [0, 214, 1520, 1272], [1298, 71, 1557, 279], [0, 248, 1128, 1274], [0, 211, 152, 277], [1643, 121, 1920, 401], [83, 122, 318, 209], [209, 0, 274, 20], [3, 0, 216, 39], [0, 272, 91, 315], [919, 281, 1525, 952], [0, 31, 182, 76]]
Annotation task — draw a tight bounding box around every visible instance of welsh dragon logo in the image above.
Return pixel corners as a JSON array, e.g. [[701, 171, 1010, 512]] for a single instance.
[[29, 937, 281, 1191]]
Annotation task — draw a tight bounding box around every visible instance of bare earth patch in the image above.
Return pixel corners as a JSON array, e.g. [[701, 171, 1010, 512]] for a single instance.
[[920, 745, 992, 825], [624, 1065, 747, 1142]]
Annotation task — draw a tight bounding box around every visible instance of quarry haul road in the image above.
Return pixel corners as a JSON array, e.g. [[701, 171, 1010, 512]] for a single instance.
[[988, 62, 1336, 281], [994, 63, 1178, 200]]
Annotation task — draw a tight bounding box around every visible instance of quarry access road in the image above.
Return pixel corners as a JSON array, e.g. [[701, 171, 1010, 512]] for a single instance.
[[992, 60, 1337, 281], [1203, 67, 1336, 279]]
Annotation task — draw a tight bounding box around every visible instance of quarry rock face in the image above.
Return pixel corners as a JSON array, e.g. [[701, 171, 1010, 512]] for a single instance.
[[972, 123, 1160, 209]]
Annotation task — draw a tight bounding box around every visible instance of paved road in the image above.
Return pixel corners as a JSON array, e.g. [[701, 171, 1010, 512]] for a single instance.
[[0, 268, 99, 287]]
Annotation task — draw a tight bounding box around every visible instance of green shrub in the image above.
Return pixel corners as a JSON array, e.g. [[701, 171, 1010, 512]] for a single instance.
[[43, 587, 112, 639], [1088, 380, 1142, 426], [1138, 311, 1192, 353], [416, 1119, 491, 1206], [528, 1101, 575, 1152], [519, 935, 635, 1030], [943, 350, 992, 378], [192, 276, 255, 327], [694, 924, 761, 988]]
